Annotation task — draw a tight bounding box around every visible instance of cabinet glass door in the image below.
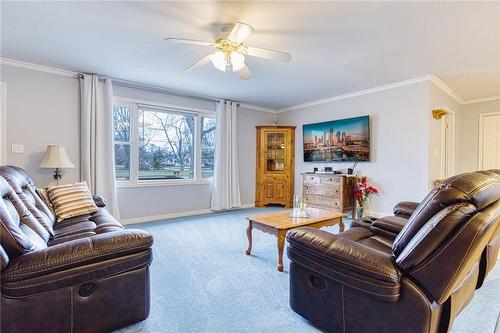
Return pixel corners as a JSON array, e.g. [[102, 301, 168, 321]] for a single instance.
[[266, 132, 286, 172]]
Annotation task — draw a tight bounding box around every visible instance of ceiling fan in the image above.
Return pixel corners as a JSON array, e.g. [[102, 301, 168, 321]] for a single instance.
[[164, 22, 292, 80]]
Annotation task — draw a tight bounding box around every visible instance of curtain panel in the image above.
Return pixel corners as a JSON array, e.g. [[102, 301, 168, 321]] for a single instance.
[[80, 74, 120, 218], [211, 100, 242, 210]]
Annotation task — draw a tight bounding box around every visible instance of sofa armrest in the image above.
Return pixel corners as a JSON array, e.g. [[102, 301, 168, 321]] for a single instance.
[[93, 194, 106, 207], [393, 201, 419, 218], [287, 227, 399, 283], [2, 229, 152, 281], [370, 215, 410, 239], [287, 227, 401, 302]]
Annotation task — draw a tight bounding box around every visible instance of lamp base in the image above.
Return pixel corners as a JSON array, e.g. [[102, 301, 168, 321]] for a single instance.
[[53, 168, 62, 186]]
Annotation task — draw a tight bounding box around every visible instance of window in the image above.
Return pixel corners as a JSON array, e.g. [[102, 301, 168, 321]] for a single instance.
[[113, 105, 131, 180], [113, 101, 216, 185], [201, 117, 216, 178], [138, 107, 195, 180]]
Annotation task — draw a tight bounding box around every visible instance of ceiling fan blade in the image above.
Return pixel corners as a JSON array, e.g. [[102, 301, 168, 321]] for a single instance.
[[227, 22, 255, 44], [245, 46, 291, 62], [237, 65, 251, 80], [164, 38, 213, 47], [185, 55, 212, 72]]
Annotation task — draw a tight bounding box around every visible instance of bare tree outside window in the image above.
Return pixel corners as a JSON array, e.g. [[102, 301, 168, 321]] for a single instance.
[[138, 108, 195, 180], [113, 106, 131, 180], [201, 117, 216, 178]]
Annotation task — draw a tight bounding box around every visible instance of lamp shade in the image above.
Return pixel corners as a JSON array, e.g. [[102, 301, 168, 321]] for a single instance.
[[38, 145, 75, 169]]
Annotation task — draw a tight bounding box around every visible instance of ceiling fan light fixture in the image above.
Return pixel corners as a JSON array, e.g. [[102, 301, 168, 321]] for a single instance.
[[230, 51, 245, 72], [211, 50, 227, 72]]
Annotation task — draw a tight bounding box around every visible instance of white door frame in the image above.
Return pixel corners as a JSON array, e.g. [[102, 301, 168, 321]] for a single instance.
[[0, 82, 6, 165], [440, 109, 455, 178], [478, 112, 500, 170]]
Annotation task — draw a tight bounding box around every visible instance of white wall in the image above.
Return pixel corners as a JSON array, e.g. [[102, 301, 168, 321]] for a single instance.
[[456, 99, 500, 173], [0, 64, 80, 186], [277, 82, 430, 216]]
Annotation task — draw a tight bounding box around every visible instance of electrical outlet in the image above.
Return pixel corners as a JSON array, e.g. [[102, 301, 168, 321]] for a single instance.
[[11, 144, 24, 154]]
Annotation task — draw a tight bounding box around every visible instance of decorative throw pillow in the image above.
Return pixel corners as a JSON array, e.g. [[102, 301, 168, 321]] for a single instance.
[[45, 181, 98, 222], [35, 187, 56, 215]]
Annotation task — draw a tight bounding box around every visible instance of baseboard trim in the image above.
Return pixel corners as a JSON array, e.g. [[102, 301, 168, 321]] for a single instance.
[[121, 203, 256, 225]]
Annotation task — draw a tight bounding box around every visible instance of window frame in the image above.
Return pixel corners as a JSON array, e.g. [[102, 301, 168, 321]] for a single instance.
[[113, 97, 215, 188]]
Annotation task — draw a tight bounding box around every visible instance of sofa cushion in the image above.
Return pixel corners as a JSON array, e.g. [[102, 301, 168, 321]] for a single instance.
[[0, 165, 56, 236], [46, 182, 98, 222], [0, 177, 48, 258]]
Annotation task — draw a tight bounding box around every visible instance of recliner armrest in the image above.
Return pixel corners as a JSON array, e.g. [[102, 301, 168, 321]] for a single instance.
[[2, 229, 152, 281], [287, 227, 401, 302], [393, 201, 419, 218], [287, 227, 399, 282], [370, 215, 410, 239], [93, 194, 106, 207]]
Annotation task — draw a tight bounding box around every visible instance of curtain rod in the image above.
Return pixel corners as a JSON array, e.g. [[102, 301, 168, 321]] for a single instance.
[[77, 73, 220, 103]]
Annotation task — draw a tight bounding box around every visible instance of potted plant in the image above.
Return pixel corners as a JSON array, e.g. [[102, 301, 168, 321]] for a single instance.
[[354, 177, 378, 219]]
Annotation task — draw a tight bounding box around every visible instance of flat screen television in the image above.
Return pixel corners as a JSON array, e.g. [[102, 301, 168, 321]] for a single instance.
[[303, 115, 370, 162]]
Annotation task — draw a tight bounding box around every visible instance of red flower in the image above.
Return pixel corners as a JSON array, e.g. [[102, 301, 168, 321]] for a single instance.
[[354, 176, 379, 207]]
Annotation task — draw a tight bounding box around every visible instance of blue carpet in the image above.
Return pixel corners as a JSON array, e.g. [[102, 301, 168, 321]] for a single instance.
[[116, 207, 500, 333]]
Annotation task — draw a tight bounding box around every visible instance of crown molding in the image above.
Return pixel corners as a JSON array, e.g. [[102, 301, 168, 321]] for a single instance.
[[278, 76, 433, 112], [0, 57, 277, 113], [428, 74, 464, 104], [239, 103, 277, 113], [2, 57, 497, 110], [462, 95, 500, 105], [0, 57, 78, 77]]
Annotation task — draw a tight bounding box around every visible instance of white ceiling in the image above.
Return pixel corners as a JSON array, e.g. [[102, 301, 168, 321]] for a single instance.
[[1, 1, 499, 109]]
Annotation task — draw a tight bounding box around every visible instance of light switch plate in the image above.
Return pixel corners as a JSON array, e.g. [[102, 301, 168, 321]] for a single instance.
[[11, 144, 24, 154]]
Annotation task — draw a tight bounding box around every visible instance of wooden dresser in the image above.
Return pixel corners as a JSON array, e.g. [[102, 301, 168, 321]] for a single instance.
[[255, 126, 295, 208], [301, 173, 356, 218]]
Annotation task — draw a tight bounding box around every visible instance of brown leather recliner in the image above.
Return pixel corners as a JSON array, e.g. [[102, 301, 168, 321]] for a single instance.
[[0, 165, 153, 333], [287, 170, 500, 333]]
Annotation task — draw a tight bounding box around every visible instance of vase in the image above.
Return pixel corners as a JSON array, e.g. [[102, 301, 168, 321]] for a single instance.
[[356, 207, 364, 219]]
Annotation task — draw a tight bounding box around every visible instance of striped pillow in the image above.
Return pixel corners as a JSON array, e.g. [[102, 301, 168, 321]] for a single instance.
[[45, 182, 98, 222], [36, 187, 55, 215]]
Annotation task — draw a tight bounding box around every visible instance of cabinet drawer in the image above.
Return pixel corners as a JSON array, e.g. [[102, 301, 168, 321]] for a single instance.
[[304, 175, 321, 185], [320, 176, 342, 185], [304, 194, 341, 208], [304, 184, 341, 197]]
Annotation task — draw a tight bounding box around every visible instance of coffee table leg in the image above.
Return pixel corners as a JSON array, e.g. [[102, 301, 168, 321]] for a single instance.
[[245, 221, 253, 255], [340, 218, 345, 232], [277, 230, 286, 271]]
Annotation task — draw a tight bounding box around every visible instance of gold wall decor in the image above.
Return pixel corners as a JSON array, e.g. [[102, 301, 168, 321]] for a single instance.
[[432, 109, 448, 120]]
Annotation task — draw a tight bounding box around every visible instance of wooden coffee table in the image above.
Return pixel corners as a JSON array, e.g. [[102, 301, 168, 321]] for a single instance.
[[245, 208, 344, 271]]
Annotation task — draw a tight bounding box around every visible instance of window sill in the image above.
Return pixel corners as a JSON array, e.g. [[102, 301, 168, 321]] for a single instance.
[[116, 179, 213, 188]]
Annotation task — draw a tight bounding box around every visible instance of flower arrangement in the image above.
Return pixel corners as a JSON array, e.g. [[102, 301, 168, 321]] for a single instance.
[[354, 177, 378, 218]]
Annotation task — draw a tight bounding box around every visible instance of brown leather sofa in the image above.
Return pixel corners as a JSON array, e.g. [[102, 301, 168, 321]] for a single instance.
[[0, 165, 153, 333], [287, 170, 500, 333]]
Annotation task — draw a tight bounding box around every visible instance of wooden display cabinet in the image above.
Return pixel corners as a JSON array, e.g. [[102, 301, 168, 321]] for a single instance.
[[255, 126, 296, 208]]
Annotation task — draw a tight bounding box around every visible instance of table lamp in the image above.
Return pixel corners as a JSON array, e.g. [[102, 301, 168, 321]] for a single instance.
[[38, 145, 75, 185]]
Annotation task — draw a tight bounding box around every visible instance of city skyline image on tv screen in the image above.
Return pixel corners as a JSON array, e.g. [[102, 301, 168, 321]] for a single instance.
[[303, 115, 370, 162]]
